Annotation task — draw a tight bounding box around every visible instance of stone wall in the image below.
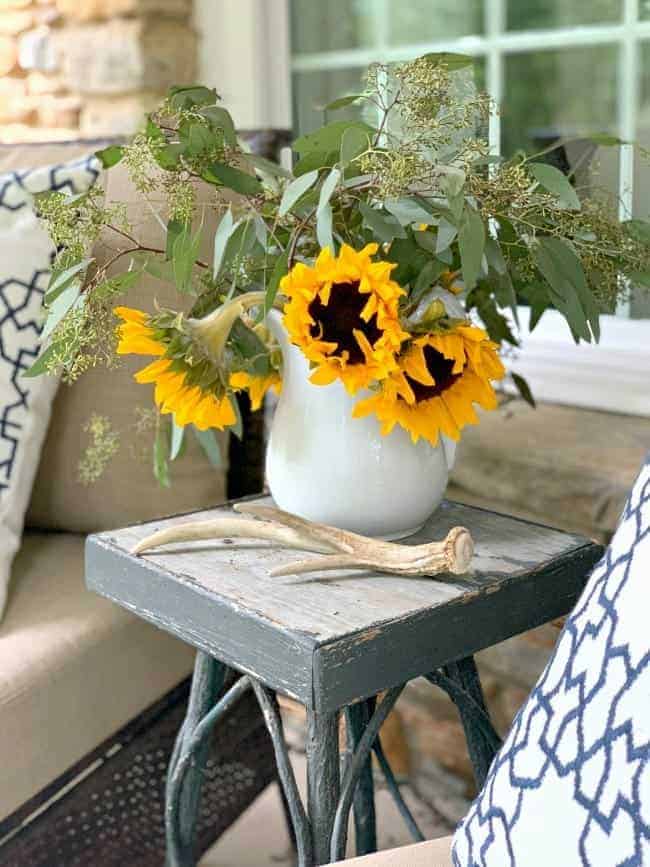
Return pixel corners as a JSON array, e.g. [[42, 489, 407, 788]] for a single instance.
[[0, 0, 196, 142]]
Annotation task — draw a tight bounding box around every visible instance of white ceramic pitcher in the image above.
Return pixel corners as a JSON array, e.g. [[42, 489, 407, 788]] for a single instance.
[[265, 311, 456, 539]]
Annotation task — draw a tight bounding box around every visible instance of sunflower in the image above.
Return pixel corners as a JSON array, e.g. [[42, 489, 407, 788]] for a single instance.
[[281, 243, 408, 394], [230, 370, 282, 411], [115, 307, 235, 431], [353, 323, 505, 446]]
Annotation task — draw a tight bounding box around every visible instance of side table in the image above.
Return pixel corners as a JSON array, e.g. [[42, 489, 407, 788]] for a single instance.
[[85, 497, 603, 866]]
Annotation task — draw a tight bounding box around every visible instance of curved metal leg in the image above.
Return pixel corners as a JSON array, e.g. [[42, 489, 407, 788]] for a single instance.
[[426, 655, 502, 788], [165, 666, 249, 867], [372, 736, 424, 843], [249, 681, 314, 867], [345, 699, 376, 856], [330, 685, 405, 863]]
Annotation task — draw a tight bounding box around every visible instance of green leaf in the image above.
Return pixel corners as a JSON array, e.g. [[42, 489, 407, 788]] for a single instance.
[[529, 162, 581, 210], [511, 372, 536, 408], [229, 394, 244, 439], [278, 170, 319, 217], [469, 291, 518, 346], [589, 132, 626, 147], [253, 215, 267, 247], [293, 149, 338, 177], [204, 162, 263, 196], [169, 84, 218, 111], [153, 424, 171, 488], [155, 143, 184, 171], [229, 319, 271, 376], [325, 93, 364, 111], [199, 106, 237, 147], [293, 120, 375, 155], [166, 218, 185, 260], [244, 153, 292, 179], [532, 236, 600, 342], [170, 418, 185, 460], [213, 209, 236, 280], [623, 219, 650, 245], [192, 426, 223, 467], [520, 282, 551, 331], [628, 269, 650, 288], [340, 125, 371, 165], [185, 122, 214, 157], [422, 52, 474, 71], [388, 237, 431, 286], [23, 341, 61, 378], [385, 198, 435, 227], [413, 259, 448, 295], [436, 217, 457, 254], [42, 282, 81, 341], [359, 202, 406, 243], [316, 167, 340, 251], [458, 206, 486, 290], [172, 225, 201, 294], [95, 144, 123, 168], [45, 258, 92, 304], [221, 219, 256, 284], [264, 249, 289, 315]]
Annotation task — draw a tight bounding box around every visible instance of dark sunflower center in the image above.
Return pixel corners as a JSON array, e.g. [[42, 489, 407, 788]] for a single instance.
[[406, 345, 462, 403], [308, 281, 382, 364]]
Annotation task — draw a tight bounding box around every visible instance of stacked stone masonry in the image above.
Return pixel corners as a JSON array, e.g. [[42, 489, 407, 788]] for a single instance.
[[0, 0, 196, 141]]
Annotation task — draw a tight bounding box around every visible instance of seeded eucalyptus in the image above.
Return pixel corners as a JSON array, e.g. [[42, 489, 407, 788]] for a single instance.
[[26, 56, 650, 479]]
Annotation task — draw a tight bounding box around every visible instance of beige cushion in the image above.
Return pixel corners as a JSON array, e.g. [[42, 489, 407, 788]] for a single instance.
[[449, 401, 650, 541], [343, 836, 454, 866], [0, 531, 194, 820], [26, 160, 229, 533]]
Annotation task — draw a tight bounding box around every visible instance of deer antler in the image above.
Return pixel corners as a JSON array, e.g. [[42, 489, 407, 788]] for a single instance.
[[131, 504, 474, 578]]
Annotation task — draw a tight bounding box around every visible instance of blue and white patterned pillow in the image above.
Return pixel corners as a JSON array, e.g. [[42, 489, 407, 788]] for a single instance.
[[0, 155, 101, 620], [453, 456, 650, 866]]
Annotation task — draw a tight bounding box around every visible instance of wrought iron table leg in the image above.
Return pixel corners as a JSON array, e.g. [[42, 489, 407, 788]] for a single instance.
[[345, 699, 377, 856], [427, 655, 502, 788], [165, 652, 226, 866], [306, 709, 340, 865]]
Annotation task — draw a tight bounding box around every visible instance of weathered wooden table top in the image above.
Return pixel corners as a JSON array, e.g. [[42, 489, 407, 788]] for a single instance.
[[85, 497, 603, 712]]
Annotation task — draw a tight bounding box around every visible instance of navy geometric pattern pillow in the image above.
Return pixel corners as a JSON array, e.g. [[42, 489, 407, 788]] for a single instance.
[[453, 455, 650, 866], [0, 155, 100, 620]]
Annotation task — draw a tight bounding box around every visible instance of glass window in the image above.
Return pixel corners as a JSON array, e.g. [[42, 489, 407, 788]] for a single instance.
[[507, 0, 621, 31], [292, 0, 378, 54], [502, 46, 618, 155], [389, 1, 483, 45], [293, 68, 367, 135]]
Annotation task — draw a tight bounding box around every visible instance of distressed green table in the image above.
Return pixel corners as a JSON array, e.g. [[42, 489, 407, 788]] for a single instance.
[[85, 497, 603, 866]]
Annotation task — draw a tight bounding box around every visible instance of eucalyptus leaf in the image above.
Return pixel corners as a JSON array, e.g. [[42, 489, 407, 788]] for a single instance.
[[199, 106, 237, 147], [166, 219, 185, 260], [293, 120, 375, 156], [169, 84, 218, 111], [264, 249, 289, 316], [244, 153, 292, 179], [511, 372, 536, 408], [529, 162, 581, 210], [253, 215, 267, 247], [229, 395, 244, 440], [316, 167, 340, 251], [170, 418, 185, 460], [95, 145, 123, 168], [423, 52, 474, 71], [45, 258, 92, 304], [192, 426, 223, 467], [340, 125, 371, 165], [205, 162, 263, 196], [325, 93, 364, 111], [172, 225, 201, 294], [213, 209, 236, 280], [385, 198, 435, 227], [153, 424, 171, 487], [278, 170, 319, 217], [293, 150, 338, 177], [23, 342, 62, 378], [359, 201, 406, 243], [435, 217, 457, 254], [458, 206, 485, 290], [41, 282, 81, 341]]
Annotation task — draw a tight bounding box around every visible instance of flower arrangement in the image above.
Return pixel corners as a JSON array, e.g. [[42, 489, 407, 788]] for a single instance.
[[28, 53, 650, 486]]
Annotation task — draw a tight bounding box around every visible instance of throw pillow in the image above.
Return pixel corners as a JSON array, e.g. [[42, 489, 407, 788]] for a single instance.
[[453, 455, 650, 866], [0, 154, 101, 620]]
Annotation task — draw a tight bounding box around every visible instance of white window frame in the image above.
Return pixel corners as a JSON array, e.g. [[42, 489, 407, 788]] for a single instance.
[[199, 0, 650, 417]]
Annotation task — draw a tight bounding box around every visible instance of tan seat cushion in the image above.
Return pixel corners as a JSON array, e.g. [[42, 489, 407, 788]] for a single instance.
[[343, 836, 454, 866], [25, 159, 229, 533], [0, 531, 194, 821], [449, 401, 649, 541]]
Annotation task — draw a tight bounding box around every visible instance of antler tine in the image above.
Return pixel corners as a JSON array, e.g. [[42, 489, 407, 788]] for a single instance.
[[233, 502, 355, 554]]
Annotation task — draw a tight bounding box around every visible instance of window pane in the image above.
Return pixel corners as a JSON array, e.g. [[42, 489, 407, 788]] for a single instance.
[[293, 68, 367, 135], [507, 0, 621, 30], [292, 0, 378, 54], [502, 47, 618, 155], [388, 0, 483, 44], [640, 1, 650, 19], [632, 43, 650, 317]]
